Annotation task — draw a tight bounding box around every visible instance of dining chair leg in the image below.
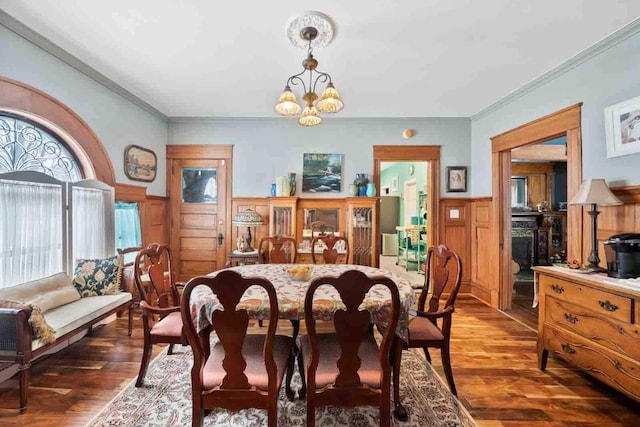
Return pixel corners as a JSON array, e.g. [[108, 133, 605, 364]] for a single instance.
[[423, 347, 432, 363], [392, 337, 408, 421], [128, 303, 133, 336], [268, 395, 278, 427], [441, 342, 457, 396], [192, 395, 203, 427], [167, 343, 175, 355], [258, 320, 264, 327], [306, 401, 316, 427], [136, 338, 152, 387], [285, 350, 295, 401], [290, 320, 300, 341]]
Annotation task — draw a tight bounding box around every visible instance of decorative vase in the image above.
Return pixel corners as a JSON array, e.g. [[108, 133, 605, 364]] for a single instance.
[[354, 173, 369, 197], [366, 183, 376, 197], [288, 173, 296, 196], [349, 183, 358, 196], [270, 183, 276, 197]]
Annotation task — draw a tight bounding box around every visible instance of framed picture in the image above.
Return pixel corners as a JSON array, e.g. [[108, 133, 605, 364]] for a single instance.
[[605, 95, 640, 158], [124, 145, 157, 182], [390, 176, 399, 192], [447, 166, 467, 192], [302, 153, 342, 192]]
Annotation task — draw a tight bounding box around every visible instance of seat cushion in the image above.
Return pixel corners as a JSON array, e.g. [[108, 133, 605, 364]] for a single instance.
[[33, 293, 132, 350], [202, 334, 294, 391], [150, 311, 183, 338], [0, 272, 80, 313], [408, 316, 444, 343], [300, 333, 382, 389]]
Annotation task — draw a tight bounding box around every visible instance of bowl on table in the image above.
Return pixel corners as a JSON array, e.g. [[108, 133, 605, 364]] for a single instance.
[[284, 265, 312, 281]]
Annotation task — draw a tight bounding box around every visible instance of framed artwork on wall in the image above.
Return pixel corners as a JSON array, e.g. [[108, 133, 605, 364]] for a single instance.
[[302, 153, 343, 192], [446, 166, 467, 192], [605, 95, 640, 158], [390, 176, 399, 192], [124, 145, 157, 182]]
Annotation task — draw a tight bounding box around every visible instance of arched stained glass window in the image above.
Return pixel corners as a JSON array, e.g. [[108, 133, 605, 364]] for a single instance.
[[0, 113, 83, 182]]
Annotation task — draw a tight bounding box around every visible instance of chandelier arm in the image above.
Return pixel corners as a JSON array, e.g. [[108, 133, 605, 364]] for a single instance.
[[287, 72, 309, 94], [311, 70, 332, 94]]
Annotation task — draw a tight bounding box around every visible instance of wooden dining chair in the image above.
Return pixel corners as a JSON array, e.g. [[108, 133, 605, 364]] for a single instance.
[[298, 270, 400, 427], [134, 243, 187, 387], [116, 246, 141, 335], [310, 235, 349, 264], [258, 236, 298, 264], [390, 244, 462, 420], [180, 271, 296, 427]]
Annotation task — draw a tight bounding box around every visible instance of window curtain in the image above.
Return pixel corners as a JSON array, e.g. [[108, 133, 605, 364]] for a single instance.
[[72, 186, 110, 261], [0, 179, 63, 288], [115, 202, 142, 264]]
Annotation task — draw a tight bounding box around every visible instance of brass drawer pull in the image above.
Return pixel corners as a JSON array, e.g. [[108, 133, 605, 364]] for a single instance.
[[561, 343, 576, 354], [550, 284, 564, 294], [598, 300, 618, 312], [564, 313, 579, 324]]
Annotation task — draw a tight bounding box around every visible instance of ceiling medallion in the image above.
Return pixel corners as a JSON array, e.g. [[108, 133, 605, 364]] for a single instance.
[[276, 12, 343, 127]]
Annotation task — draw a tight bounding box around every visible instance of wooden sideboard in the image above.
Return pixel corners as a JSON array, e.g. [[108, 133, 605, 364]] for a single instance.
[[534, 266, 640, 402]]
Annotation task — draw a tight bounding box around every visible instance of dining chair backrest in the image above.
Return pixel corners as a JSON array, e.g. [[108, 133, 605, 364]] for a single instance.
[[117, 246, 142, 293], [310, 235, 349, 264], [258, 236, 298, 264], [417, 245, 462, 314], [180, 271, 280, 391], [134, 243, 178, 309], [304, 270, 400, 388]]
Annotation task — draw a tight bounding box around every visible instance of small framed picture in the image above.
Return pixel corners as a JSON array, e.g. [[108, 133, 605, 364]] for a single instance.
[[446, 166, 467, 192], [605, 95, 640, 158], [391, 176, 399, 192], [124, 145, 157, 182]]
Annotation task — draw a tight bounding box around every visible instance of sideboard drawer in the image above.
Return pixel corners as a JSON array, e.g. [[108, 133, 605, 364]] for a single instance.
[[543, 325, 640, 401], [540, 275, 632, 323], [545, 296, 640, 360]]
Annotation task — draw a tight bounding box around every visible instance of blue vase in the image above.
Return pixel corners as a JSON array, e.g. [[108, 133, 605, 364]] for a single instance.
[[366, 183, 376, 197], [270, 183, 276, 196], [358, 185, 367, 197]]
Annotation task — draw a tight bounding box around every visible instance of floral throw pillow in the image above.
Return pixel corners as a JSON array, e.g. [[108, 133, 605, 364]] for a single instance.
[[73, 255, 122, 297]]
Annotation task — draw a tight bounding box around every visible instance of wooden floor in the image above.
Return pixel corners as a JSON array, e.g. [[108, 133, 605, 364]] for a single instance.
[[1, 295, 639, 426], [509, 281, 539, 331]]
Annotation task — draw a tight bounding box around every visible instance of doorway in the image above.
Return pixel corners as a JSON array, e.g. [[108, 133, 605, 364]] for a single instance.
[[167, 145, 233, 282], [491, 104, 583, 311], [373, 146, 440, 289]]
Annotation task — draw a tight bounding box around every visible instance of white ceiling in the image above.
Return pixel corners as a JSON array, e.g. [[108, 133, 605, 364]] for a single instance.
[[1, 1, 640, 117]]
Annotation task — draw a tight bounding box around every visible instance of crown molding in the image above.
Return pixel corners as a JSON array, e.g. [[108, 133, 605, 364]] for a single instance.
[[0, 9, 167, 120], [471, 16, 640, 121]]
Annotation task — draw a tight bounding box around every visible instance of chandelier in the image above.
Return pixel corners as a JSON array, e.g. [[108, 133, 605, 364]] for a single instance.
[[275, 12, 343, 127]]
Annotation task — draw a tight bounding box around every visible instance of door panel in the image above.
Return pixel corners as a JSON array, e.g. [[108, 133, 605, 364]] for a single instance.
[[170, 159, 228, 282]]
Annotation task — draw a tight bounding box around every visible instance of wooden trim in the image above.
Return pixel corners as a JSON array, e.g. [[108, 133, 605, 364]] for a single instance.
[[146, 194, 169, 201], [612, 184, 640, 204], [166, 144, 233, 159], [491, 103, 582, 153], [511, 144, 567, 161], [0, 77, 116, 185], [489, 104, 583, 310], [115, 183, 146, 203], [372, 145, 441, 161], [471, 196, 493, 202]]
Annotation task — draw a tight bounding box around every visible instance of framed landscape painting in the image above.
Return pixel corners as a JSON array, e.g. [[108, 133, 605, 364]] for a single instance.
[[605, 95, 640, 158], [124, 145, 157, 182], [302, 153, 342, 193]]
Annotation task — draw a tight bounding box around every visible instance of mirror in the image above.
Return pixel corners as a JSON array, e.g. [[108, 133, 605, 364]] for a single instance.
[[302, 208, 340, 242], [511, 176, 527, 208]]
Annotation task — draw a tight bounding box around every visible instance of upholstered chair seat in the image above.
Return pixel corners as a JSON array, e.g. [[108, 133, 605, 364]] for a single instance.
[[203, 335, 294, 390], [406, 316, 445, 343], [300, 333, 382, 389], [149, 311, 183, 339]]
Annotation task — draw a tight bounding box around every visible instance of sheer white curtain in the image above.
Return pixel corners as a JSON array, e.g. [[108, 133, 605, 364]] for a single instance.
[[72, 186, 111, 261], [0, 179, 63, 288]]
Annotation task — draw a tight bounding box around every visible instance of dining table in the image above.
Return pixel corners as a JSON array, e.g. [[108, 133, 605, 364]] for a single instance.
[[188, 263, 416, 341]]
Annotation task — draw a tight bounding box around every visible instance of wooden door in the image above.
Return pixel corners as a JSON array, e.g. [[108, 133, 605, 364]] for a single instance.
[[169, 159, 228, 282]]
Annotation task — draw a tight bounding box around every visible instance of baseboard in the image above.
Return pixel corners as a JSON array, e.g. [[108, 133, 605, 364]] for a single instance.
[[470, 280, 492, 304]]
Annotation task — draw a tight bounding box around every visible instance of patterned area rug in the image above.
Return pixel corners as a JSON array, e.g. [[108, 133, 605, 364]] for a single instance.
[[90, 343, 475, 426]]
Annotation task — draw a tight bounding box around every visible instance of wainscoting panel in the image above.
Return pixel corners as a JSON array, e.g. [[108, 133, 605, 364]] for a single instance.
[[438, 198, 471, 294], [471, 197, 493, 304]]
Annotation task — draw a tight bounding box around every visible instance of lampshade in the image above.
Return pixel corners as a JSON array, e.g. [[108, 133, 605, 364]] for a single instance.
[[298, 105, 322, 126], [275, 86, 301, 116], [316, 83, 344, 113], [569, 179, 623, 206], [232, 209, 265, 227]]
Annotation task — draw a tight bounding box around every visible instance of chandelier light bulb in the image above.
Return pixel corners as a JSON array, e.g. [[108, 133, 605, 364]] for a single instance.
[[298, 105, 322, 126], [316, 83, 344, 113], [275, 86, 301, 116]]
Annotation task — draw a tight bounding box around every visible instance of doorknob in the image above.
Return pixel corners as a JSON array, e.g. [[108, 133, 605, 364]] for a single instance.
[[217, 220, 224, 245]]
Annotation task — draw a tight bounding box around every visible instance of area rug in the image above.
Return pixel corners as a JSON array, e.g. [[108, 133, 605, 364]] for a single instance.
[[89, 343, 475, 426]]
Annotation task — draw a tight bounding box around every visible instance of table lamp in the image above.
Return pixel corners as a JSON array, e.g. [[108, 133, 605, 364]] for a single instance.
[[232, 209, 264, 252], [569, 179, 622, 270]]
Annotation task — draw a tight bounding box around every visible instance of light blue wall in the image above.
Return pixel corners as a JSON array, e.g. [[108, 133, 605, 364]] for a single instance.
[[169, 117, 470, 198], [380, 161, 428, 226], [0, 25, 168, 195], [471, 30, 640, 196]]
